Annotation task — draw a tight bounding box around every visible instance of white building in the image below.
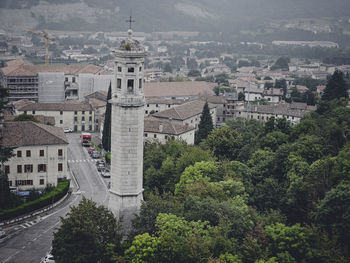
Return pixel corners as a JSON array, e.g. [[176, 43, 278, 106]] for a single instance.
[[16, 102, 95, 132], [2, 121, 68, 190], [144, 116, 195, 145]]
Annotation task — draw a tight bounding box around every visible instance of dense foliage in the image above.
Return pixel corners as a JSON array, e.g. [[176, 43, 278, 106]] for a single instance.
[[129, 101, 350, 262], [102, 83, 112, 152]]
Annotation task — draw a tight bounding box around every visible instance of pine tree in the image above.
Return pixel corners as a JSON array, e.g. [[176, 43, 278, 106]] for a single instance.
[[322, 70, 348, 101], [195, 102, 214, 145], [102, 83, 112, 152]]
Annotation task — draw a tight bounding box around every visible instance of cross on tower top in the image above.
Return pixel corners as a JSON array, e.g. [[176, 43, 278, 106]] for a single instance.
[[126, 13, 135, 30]]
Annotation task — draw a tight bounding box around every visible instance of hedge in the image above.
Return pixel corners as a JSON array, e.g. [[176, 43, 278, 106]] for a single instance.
[[0, 180, 70, 221]]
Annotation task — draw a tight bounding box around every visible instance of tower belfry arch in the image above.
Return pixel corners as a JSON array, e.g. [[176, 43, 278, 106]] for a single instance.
[[108, 18, 146, 227]]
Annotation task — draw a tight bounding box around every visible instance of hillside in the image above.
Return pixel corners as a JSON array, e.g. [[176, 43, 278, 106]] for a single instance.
[[1, 0, 350, 32]]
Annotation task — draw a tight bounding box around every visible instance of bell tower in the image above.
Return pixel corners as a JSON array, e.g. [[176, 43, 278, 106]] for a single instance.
[[108, 22, 146, 224]]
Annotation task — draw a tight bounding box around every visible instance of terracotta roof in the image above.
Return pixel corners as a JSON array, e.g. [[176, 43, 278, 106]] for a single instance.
[[145, 97, 192, 105], [88, 98, 106, 109], [4, 114, 55, 125], [17, 102, 93, 112], [201, 95, 226, 104], [11, 99, 35, 110], [1, 121, 68, 147], [1, 59, 107, 76], [153, 100, 216, 121], [144, 81, 216, 97], [144, 116, 194, 135]]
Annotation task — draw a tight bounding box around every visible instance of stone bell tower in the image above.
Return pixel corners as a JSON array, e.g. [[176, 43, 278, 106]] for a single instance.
[[108, 23, 146, 223]]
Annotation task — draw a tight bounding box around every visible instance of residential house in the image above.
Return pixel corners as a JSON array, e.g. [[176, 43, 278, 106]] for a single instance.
[[16, 102, 95, 132], [1, 121, 68, 190]]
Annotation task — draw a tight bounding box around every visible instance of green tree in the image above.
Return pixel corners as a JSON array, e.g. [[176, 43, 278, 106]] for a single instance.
[[13, 114, 40, 122], [203, 125, 242, 160], [195, 102, 214, 145], [270, 57, 290, 71], [316, 182, 350, 252], [52, 197, 122, 263], [322, 70, 348, 101], [102, 82, 112, 152], [0, 85, 16, 210], [238, 92, 245, 101]]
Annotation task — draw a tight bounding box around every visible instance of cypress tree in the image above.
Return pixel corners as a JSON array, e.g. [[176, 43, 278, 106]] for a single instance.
[[322, 70, 348, 101], [102, 83, 112, 152], [195, 102, 214, 144]]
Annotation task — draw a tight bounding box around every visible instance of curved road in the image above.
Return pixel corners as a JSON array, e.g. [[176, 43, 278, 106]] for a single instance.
[[0, 133, 110, 263]]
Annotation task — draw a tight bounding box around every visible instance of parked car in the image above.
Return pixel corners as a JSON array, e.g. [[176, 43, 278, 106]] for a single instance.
[[0, 228, 6, 238], [88, 148, 94, 155], [63, 128, 72, 133], [41, 253, 55, 263], [97, 162, 106, 172], [101, 168, 111, 178], [91, 151, 100, 159]]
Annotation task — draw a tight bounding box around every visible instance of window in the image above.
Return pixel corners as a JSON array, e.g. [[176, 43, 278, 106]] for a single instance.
[[165, 135, 168, 140], [40, 179, 45, 185], [139, 66, 142, 71], [154, 134, 157, 138], [74, 111, 77, 115], [60, 120, 63, 124], [15, 180, 33, 186], [168, 104, 170, 108], [58, 163, 63, 172], [5, 165, 10, 174], [147, 104, 149, 107], [82, 125, 85, 131], [156, 104, 159, 107], [145, 110, 148, 114], [144, 133, 148, 137], [24, 164, 33, 173], [26, 150, 31, 157], [17, 150, 22, 157], [58, 149, 63, 156], [17, 165, 22, 173], [60, 111, 63, 115], [89, 125, 92, 131], [89, 111, 92, 115], [65, 77, 68, 82], [128, 67, 135, 73], [139, 79, 142, 90], [74, 116, 78, 122], [40, 150, 44, 157], [117, 78, 121, 89], [118, 66, 122, 72], [82, 116, 85, 121], [72, 77, 76, 83], [82, 111, 85, 114], [32, 111, 35, 114], [89, 116, 92, 121], [127, 79, 134, 92], [38, 164, 46, 172]]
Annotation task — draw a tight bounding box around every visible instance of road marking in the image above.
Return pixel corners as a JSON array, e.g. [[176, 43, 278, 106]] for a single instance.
[[43, 220, 60, 234]]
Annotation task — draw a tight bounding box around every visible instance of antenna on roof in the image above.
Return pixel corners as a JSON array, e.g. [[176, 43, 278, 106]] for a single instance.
[[126, 10, 135, 30]]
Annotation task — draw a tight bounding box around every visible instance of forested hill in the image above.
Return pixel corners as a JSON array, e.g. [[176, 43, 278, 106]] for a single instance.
[[1, 0, 350, 32]]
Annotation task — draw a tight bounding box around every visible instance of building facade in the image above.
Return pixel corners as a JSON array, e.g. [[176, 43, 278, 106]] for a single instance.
[[2, 121, 68, 190]]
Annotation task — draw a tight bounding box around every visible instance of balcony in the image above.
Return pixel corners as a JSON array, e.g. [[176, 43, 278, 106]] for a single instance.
[[65, 82, 78, 91]]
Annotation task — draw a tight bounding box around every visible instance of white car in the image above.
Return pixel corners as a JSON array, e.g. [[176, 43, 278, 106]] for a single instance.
[[63, 128, 73, 133], [101, 169, 111, 178], [41, 253, 55, 263]]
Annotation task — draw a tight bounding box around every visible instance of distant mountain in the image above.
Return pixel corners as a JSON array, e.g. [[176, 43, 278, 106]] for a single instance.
[[1, 0, 350, 32]]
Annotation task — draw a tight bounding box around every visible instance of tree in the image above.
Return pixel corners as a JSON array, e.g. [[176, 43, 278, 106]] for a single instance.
[[316, 182, 350, 251], [270, 57, 290, 71], [14, 114, 40, 122], [0, 85, 15, 210], [163, 63, 172, 73], [203, 126, 242, 161], [238, 92, 245, 101], [195, 102, 214, 145], [52, 197, 122, 263], [102, 82, 112, 152], [322, 70, 348, 101], [188, 69, 201, 77]]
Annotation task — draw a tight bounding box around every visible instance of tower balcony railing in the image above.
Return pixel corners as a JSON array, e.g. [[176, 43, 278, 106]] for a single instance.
[[112, 96, 145, 107]]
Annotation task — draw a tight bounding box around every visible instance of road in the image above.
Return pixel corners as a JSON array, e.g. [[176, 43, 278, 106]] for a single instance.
[[0, 133, 110, 263]]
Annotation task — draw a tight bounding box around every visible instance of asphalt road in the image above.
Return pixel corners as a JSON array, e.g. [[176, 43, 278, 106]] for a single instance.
[[0, 133, 110, 263]]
